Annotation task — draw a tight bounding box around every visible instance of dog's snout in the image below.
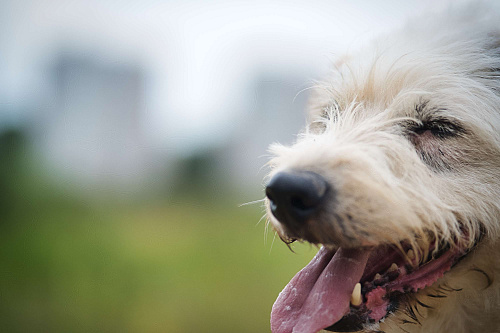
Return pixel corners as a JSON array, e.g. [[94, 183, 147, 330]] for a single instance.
[[266, 171, 328, 226]]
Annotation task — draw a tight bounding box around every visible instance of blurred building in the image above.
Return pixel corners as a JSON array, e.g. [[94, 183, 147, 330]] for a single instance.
[[215, 73, 309, 198], [33, 54, 156, 192], [29, 52, 308, 200]]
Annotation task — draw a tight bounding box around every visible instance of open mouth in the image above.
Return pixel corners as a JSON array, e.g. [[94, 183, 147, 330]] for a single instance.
[[270, 241, 470, 333]]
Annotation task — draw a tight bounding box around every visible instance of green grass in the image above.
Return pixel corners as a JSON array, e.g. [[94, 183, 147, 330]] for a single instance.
[[0, 197, 317, 332]]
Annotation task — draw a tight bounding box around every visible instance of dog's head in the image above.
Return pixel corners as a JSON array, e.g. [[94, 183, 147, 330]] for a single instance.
[[265, 5, 500, 333]]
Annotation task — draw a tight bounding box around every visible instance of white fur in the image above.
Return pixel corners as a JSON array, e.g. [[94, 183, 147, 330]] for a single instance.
[[266, 3, 500, 332]]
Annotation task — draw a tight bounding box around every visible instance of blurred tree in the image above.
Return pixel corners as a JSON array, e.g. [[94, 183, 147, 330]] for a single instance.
[[171, 149, 222, 199], [0, 127, 27, 219]]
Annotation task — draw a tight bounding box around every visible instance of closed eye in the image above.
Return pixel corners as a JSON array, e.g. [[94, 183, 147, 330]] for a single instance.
[[409, 119, 465, 139]]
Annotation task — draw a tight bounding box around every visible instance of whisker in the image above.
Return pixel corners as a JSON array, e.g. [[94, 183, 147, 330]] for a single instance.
[[256, 213, 267, 227], [262, 217, 271, 245], [239, 198, 266, 207], [269, 231, 278, 254]]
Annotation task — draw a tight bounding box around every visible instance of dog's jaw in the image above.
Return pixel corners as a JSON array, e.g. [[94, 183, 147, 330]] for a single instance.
[[269, 239, 471, 333]]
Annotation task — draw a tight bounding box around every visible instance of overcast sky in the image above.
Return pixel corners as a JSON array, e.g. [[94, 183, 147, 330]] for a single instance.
[[0, 0, 450, 151]]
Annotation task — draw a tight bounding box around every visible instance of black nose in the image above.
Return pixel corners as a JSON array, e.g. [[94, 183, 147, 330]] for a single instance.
[[265, 171, 328, 226]]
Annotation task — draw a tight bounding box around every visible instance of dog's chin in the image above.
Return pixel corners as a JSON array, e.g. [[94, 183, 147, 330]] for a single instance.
[[270, 236, 477, 333]]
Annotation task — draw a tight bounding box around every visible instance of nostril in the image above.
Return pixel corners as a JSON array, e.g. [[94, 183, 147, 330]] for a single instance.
[[266, 195, 278, 214], [265, 188, 277, 209], [270, 200, 278, 213], [265, 187, 274, 202]]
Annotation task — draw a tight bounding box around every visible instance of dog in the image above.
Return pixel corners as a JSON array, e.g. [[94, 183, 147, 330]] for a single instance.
[[264, 3, 500, 333]]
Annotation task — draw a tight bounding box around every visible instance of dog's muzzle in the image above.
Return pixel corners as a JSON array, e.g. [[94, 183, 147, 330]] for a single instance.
[[265, 170, 329, 228]]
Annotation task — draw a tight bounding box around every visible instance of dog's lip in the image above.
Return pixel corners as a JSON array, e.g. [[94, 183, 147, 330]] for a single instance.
[[270, 240, 472, 333], [324, 243, 471, 332]]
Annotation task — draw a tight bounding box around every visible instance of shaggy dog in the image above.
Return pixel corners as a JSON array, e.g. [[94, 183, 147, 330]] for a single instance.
[[264, 4, 500, 333]]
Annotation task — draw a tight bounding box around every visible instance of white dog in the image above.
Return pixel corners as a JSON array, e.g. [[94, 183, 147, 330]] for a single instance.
[[264, 3, 500, 333]]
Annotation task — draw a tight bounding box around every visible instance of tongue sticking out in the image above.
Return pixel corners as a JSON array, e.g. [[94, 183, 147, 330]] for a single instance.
[[271, 247, 371, 333]]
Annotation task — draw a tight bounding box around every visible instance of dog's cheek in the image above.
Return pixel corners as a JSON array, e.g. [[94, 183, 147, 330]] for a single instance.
[[326, 168, 419, 246], [410, 133, 470, 172]]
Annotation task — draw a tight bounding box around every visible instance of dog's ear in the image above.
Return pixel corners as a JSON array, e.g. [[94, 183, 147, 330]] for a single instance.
[[487, 31, 500, 60], [489, 31, 500, 49], [475, 31, 500, 89]]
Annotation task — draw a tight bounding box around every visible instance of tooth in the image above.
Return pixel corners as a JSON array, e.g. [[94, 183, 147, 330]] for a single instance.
[[388, 263, 398, 272], [374, 273, 382, 280], [350, 283, 362, 307], [407, 249, 415, 260]]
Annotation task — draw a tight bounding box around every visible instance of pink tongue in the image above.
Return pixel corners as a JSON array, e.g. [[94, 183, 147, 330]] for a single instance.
[[271, 247, 371, 333]]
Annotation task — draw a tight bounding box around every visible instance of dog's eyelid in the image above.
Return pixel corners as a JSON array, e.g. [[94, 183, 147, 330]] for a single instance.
[[406, 118, 466, 138], [427, 119, 465, 135]]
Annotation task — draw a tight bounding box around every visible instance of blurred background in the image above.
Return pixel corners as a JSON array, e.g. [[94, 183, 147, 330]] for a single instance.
[[0, 0, 444, 332]]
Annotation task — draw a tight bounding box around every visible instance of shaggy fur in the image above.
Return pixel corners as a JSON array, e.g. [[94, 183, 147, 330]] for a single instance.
[[265, 3, 500, 333]]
